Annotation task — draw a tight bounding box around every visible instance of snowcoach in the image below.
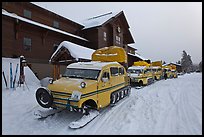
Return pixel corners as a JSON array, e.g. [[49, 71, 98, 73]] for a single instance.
[[162, 65, 173, 79], [35, 46, 131, 122], [170, 64, 178, 78], [127, 61, 154, 86], [150, 61, 163, 80]]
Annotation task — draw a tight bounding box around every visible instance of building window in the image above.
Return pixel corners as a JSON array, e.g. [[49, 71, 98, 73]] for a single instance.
[[53, 43, 59, 51], [23, 37, 32, 51], [116, 35, 121, 45], [53, 21, 59, 28], [103, 32, 107, 41], [23, 9, 31, 18], [117, 26, 121, 33]]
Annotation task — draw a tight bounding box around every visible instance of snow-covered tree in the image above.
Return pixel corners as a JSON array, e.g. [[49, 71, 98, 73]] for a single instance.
[[199, 60, 202, 72], [181, 50, 193, 73]]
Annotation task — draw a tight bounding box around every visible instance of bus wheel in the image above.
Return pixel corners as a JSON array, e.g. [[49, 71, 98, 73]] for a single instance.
[[117, 92, 120, 101], [121, 90, 124, 99], [139, 81, 143, 87], [111, 93, 116, 104], [124, 89, 128, 96]]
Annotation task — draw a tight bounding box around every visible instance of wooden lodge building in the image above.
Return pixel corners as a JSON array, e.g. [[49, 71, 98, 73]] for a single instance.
[[2, 2, 149, 79]]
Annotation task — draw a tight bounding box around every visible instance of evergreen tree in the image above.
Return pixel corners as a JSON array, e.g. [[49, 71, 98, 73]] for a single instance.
[[199, 60, 202, 72], [187, 55, 193, 72], [181, 50, 193, 73], [181, 50, 188, 72]]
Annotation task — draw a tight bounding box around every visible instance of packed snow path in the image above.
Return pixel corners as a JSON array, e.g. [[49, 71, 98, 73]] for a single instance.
[[2, 73, 202, 135]]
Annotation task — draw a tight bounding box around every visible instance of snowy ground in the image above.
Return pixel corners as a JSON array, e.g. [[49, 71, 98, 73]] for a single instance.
[[2, 58, 202, 135]]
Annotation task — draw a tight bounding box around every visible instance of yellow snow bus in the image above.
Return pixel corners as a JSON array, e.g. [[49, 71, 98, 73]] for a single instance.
[[35, 46, 131, 115], [162, 65, 173, 79], [127, 61, 154, 86], [170, 64, 178, 78], [150, 61, 163, 80]]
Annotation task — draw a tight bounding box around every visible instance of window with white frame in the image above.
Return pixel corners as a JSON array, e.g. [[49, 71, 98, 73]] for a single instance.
[[116, 35, 121, 45], [53, 21, 59, 28], [103, 32, 107, 41], [23, 9, 31, 18], [23, 37, 32, 51]]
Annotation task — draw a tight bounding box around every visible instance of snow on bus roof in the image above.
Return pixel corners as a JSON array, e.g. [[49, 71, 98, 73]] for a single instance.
[[150, 66, 161, 69], [2, 9, 88, 42], [50, 41, 95, 61], [128, 66, 147, 70], [67, 61, 120, 70]]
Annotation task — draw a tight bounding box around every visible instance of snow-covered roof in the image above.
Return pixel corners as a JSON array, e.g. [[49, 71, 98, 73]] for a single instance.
[[2, 9, 88, 42], [67, 61, 120, 70], [127, 53, 148, 61], [169, 62, 182, 66], [128, 44, 137, 50], [50, 41, 95, 62], [150, 66, 161, 69], [128, 66, 147, 70], [163, 62, 181, 67], [82, 11, 120, 29]]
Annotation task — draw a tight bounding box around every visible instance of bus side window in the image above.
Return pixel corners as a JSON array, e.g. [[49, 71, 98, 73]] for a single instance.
[[110, 67, 119, 76], [101, 72, 110, 83], [119, 67, 124, 75]]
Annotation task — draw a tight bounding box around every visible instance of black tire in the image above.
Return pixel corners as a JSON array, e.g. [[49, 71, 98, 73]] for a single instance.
[[139, 81, 143, 87], [121, 90, 124, 99], [164, 74, 167, 80], [36, 87, 53, 108], [110, 93, 117, 104], [114, 92, 119, 102], [124, 89, 128, 96]]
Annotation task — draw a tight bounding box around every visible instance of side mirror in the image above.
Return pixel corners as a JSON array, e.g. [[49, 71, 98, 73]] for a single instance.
[[102, 77, 109, 83]]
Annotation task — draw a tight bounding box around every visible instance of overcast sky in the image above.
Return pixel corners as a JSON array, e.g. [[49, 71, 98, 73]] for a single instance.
[[33, 2, 202, 64]]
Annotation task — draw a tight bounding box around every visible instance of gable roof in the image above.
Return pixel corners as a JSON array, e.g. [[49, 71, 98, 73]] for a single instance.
[[82, 11, 122, 29], [49, 41, 95, 63], [128, 53, 149, 61], [163, 62, 182, 67]]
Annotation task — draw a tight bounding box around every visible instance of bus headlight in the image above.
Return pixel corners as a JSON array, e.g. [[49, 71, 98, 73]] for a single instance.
[[80, 82, 86, 88]]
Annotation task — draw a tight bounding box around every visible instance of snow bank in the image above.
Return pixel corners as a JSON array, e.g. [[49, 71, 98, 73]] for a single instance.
[[24, 66, 40, 87], [2, 57, 40, 89]]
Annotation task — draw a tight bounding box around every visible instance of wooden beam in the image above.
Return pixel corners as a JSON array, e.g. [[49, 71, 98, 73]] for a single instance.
[[42, 30, 48, 45]]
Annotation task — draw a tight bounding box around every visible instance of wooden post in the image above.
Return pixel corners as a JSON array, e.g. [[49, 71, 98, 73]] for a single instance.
[[53, 65, 56, 80], [57, 64, 60, 79], [53, 64, 60, 80]]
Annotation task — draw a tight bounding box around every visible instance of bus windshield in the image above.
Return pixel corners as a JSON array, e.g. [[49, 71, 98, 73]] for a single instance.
[[62, 68, 100, 80]]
